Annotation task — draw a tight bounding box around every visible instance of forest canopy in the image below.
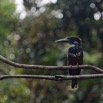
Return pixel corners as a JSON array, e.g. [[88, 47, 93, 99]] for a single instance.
[[0, 0, 103, 103]]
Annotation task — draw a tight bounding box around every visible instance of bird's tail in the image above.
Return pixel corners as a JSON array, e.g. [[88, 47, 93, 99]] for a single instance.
[[71, 79, 78, 89]]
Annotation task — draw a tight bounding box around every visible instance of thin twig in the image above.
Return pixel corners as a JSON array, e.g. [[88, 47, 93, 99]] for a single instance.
[[0, 74, 103, 80], [0, 55, 103, 73]]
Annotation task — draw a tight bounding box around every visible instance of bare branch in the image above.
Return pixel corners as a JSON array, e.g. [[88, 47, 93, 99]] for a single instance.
[[0, 55, 103, 73], [1, 74, 103, 80]]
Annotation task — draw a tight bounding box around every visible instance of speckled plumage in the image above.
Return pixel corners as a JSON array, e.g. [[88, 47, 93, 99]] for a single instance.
[[55, 36, 83, 88], [68, 44, 83, 88]]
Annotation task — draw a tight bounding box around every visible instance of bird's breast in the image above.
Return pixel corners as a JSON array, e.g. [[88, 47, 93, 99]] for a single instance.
[[68, 47, 83, 65]]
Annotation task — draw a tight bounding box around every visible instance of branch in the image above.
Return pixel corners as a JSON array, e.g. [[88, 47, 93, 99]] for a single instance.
[[1, 74, 103, 80], [0, 55, 103, 73]]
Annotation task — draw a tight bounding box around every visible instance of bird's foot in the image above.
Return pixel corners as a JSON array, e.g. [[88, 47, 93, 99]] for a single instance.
[[77, 63, 79, 68], [70, 65, 72, 69]]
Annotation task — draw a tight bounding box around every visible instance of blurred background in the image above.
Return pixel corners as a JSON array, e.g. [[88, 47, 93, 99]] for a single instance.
[[0, 0, 103, 102]]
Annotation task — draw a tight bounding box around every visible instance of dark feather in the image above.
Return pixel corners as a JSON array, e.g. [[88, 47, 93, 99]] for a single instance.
[[68, 46, 83, 88]]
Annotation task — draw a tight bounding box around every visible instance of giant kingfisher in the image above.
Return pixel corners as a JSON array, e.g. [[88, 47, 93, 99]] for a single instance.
[[55, 36, 83, 88]]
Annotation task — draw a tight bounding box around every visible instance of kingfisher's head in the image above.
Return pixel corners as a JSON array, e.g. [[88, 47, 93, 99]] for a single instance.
[[55, 36, 81, 46]]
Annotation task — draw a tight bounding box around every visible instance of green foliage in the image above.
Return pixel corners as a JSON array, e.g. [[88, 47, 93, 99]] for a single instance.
[[0, 79, 32, 103], [0, 0, 103, 102]]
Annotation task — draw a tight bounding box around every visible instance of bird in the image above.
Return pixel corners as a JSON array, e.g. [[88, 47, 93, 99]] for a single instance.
[[55, 36, 83, 89]]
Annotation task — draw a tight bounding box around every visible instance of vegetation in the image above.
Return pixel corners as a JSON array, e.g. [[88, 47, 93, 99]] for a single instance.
[[0, 0, 103, 102]]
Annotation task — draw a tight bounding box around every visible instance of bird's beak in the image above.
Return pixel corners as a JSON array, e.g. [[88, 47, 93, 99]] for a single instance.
[[55, 38, 69, 43]]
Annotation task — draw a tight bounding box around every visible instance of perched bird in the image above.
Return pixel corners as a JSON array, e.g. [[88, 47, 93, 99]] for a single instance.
[[55, 36, 83, 88]]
